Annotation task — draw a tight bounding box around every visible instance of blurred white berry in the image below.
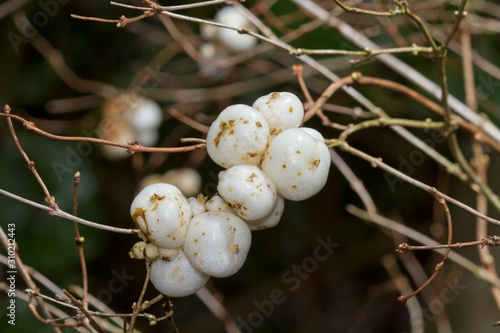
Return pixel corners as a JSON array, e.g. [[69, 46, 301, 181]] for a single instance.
[[252, 92, 304, 135], [184, 211, 251, 277], [136, 128, 159, 147], [205, 194, 229, 212], [129, 99, 163, 132], [137, 174, 166, 192], [130, 183, 192, 248], [163, 168, 202, 197], [243, 195, 285, 231], [218, 165, 277, 220], [188, 196, 207, 217], [206, 104, 270, 168], [214, 7, 257, 53], [149, 249, 209, 297], [99, 119, 135, 160], [261, 128, 331, 201]]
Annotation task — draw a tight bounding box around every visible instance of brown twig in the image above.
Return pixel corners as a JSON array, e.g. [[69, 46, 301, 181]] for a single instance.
[[4, 105, 57, 209], [127, 262, 153, 332], [0, 188, 139, 234], [0, 227, 61, 332], [0, 109, 205, 154], [71, 172, 89, 318], [169, 108, 210, 133], [397, 198, 453, 303], [332, 142, 500, 227], [398, 236, 500, 252], [63, 290, 104, 333]]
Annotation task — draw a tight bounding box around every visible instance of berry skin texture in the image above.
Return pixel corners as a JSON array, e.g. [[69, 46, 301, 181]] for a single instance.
[[130, 183, 193, 249], [218, 165, 277, 220], [252, 92, 304, 136], [243, 195, 285, 231], [149, 249, 209, 297], [206, 104, 271, 168], [261, 128, 331, 201], [183, 211, 251, 278]]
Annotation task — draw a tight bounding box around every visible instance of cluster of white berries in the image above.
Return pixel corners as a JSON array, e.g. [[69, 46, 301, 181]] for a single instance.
[[129, 92, 331, 297], [100, 94, 163, 159]]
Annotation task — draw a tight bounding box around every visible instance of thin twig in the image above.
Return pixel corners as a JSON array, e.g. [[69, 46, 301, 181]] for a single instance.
[[0, 110, 206, 154], [71, 172, 89, 317], [127, 262, 153, 332], [63, 290, 104, 333], [0, 188, 139, 234], [330, 142, 500, 227]]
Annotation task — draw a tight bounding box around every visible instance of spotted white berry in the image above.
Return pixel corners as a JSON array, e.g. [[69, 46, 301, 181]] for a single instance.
[[130, 183, 192, 249], [261, 128, 331, 201], [206, 104, 270, 168], [149, 249, 209, 297], [217, 165, 277, 220], [252, 92, 304, 136], [205, 194, 229, 212], [183, 211, 251, 277]]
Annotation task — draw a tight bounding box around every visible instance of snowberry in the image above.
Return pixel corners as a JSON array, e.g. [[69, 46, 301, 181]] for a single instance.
[[129, 99, 163, 132], [261, 128, 331, 201], [184, 211, 251, 277], [206, 104, 270, 168], [188, 196, 207, 217], [149, 249, 209, 297], [129, 241, 147, 259], [100, 119, 135, 160], [205, 194, 229, 212], [158, 247, 181, 261], [243, 195, 285, 231], [163, 168, 202, 197], [136, 129, 159, 147], [217, 165, 277, 220], [130, 183, 192, 249], [144, 243, 160, 260], [252, 92, 304, 135], [214, 7, 257, 53], [137, 174, 166, 192]]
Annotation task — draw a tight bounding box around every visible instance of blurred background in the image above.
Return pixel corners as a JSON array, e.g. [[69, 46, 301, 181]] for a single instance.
[[1, 0, 500, 332]]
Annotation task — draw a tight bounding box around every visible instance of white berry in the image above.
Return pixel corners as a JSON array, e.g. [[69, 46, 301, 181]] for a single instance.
[[130, 183, 192, 248], [188, 196, 207, 217], [129, 241, 147, 259], [144, 243, 160, 260], [218, 165, 277, 220], [243, 195, 285, 231], [149, 249, 209, 297], [163, 168, 202, 197], [129, 99, 163, 132], [261, 128, 331, 201], [184, 211, 251, 277], [252, 92, 304, 135], [205, 194, 229, 212], [214, 7, 257, 53], [206, 104, 270, 168]]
